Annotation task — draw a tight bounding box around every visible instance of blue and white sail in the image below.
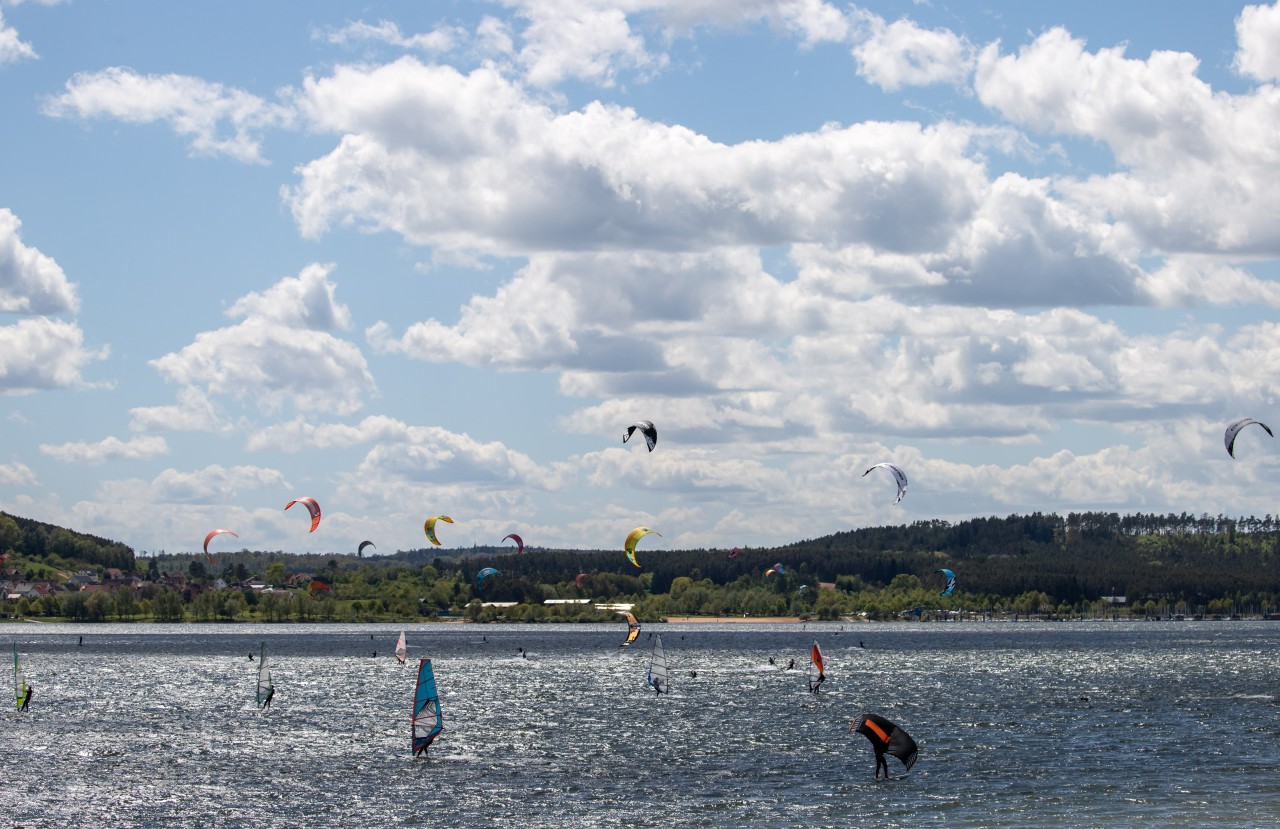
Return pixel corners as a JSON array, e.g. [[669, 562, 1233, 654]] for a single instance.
[[412, 658, 443, 755], [647, 635, 668, 695]]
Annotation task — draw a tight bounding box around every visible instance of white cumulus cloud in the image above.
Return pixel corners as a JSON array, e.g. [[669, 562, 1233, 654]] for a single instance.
[[40, 434, 168, 464], [43, 67, 293, 163], [148, 264, 374, 416], [0, 208, 78, 314]]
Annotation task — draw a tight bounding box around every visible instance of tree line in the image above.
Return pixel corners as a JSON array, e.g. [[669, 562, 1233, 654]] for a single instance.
[[3, 510, 1278, 622]]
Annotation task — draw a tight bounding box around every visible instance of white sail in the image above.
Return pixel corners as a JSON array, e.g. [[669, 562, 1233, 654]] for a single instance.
[[647, 635, 669, 695], [256, 642, 273, 708], [395, 631, 407, 664]]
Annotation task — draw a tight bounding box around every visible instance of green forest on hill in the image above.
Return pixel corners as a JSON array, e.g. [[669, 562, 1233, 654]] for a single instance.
[[2, 510, 1278, 623]]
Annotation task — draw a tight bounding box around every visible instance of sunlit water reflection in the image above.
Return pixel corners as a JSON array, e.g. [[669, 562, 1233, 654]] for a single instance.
[[4, 621, 1277, 828]]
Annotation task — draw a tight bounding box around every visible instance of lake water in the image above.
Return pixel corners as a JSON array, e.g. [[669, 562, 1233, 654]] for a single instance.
[[3, 621, 1278, 828]]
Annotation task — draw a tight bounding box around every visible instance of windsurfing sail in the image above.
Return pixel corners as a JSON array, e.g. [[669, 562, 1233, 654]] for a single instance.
[[647, 635, 669, 695], [412, 658, 444, 755], [619, 611, 641, 647], [256, 642, 273, 709], [13, 643, 26, 711], [395, 631, 407, 665], [808, 641, 826, 693], [851, 713, 919, 773]]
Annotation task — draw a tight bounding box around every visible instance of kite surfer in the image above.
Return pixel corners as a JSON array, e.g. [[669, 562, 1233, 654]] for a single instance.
[[248, 651, 254, 661], [787, 658, 795, 670], [20, 683, 32, 711]]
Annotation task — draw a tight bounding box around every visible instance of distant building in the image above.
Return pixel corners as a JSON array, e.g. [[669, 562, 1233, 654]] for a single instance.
[[1100, 595, 1127, 606]]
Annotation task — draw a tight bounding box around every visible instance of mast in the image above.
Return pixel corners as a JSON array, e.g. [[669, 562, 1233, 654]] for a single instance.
[[412, 658, 443, 756], [647, 635, 668, 695]]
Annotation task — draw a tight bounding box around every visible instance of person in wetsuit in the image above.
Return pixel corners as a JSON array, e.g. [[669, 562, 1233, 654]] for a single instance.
[[262, 686, 274, 709], [873, 744, 890, 779], [20, 684, 32, 711]]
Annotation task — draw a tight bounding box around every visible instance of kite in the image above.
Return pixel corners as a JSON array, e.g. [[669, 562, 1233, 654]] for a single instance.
[[502, 533, 524, 554], [424, 515, 454, 546], [202, 529, 237, 567], [862, 462, 908, 504], [937, 568, 956, 596], [1224, 417, 1273, 458], [624, 527, 661, 568], [284, 497, 321, 533], [358, 540, 376, 557], [475, 567, 500, 591], [624, 420, 658, 452]]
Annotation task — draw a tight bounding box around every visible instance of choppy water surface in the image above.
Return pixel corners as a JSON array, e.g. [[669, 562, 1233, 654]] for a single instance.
[[4, 621, 1278, 828]]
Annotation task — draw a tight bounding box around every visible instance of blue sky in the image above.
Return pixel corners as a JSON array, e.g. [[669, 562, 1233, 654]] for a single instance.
[[2, 0, 1279, 558]]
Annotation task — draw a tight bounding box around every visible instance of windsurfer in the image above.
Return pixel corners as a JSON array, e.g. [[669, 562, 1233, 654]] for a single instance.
[[810, 672, 826, 694], [20, 683, 32, 711], [248, 652, 254, 661], [262, 686, 274, 709]]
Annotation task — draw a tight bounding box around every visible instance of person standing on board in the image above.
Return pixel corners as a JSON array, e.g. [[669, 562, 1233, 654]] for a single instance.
[[262, 685, 274, 709], [20, 683, 32, 711]]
